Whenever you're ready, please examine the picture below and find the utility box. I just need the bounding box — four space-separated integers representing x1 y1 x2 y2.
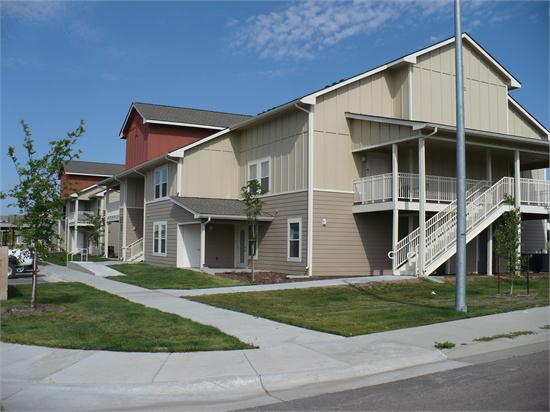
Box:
0 246 8 300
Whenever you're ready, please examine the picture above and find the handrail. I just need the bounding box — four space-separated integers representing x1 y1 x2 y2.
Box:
123 237 144 261
67 248 88 264
392 179 490 271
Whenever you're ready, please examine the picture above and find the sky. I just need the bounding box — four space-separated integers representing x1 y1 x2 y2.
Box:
1 0 548 213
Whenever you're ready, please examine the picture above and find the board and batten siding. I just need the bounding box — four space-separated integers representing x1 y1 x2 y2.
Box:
313 191 392 276
144 161 178 202
314 66 409 192
143 199 195 266
507 105 547 140
237 110 309 194
256 191 308 276
412 42 508 134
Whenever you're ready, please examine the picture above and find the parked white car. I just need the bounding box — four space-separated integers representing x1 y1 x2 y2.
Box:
8 248 34 278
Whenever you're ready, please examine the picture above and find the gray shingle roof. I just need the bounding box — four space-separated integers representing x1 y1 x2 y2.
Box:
171 196 273 219
133 102 252 129
63 160 125 177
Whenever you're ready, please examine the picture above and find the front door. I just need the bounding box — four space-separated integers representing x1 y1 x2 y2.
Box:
234 224 248 268
181 224 201 268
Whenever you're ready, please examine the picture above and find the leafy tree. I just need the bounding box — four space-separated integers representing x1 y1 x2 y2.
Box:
2 120 84 307
494 195 521 295
82 211 105 255
241 179 266 281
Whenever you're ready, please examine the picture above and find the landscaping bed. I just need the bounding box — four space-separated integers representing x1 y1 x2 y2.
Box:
191 275 549 337
1 283 252 352
216 272 356 284
108 263 249 289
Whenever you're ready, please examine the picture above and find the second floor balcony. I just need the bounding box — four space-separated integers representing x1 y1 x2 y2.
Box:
353 172 549 214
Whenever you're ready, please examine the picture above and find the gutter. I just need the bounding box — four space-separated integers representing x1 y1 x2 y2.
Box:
294 102 315 276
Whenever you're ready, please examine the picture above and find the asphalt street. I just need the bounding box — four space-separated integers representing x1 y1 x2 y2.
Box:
249 348 549 411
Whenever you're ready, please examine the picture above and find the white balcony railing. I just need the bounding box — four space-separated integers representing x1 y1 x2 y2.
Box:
106 209 120 222
67 211 95 224
353 173 490 205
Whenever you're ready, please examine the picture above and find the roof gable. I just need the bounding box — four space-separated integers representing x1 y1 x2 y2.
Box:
63 160 125 177
119 102 252 138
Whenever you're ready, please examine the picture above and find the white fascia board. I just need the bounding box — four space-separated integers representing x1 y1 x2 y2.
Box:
508 96 550 138
119 103 139 138
169 128 232 157
65 172 113 178
302 34 521 103
144 119 225 130
169 197 200 217
195 214 273 221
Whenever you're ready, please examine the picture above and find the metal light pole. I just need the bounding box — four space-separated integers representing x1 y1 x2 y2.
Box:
454 0 467 312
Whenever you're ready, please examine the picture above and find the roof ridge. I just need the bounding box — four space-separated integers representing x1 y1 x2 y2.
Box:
133 102 252 118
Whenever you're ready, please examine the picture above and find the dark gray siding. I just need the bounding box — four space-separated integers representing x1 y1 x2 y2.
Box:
205 223 235 268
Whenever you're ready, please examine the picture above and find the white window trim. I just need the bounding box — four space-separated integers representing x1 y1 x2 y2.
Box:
152 221 167 256
247 157 271 193
287 217 302 262
153 165 169 200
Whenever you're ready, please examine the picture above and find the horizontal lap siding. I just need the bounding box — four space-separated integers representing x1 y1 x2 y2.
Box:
313 191 392 276
257 191 308 276
144 199 195 266
125 208 143 246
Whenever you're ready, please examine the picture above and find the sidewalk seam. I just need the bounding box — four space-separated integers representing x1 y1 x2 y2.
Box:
151 353 172 383
242 351 285 403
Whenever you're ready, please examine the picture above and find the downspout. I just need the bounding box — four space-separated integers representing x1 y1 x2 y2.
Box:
295 103 314 276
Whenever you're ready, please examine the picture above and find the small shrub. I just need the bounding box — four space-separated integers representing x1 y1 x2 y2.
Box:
474 330 534 342
434 341 456 349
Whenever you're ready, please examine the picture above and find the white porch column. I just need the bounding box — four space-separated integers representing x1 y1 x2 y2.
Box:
392 143 399 273
418 137 426 276
486 149 493 275
73 198 79 251
200 221 206 269
57 219 62 251
121 181 128 261
65 203 69 252
104 189 109 258
514 150 521 274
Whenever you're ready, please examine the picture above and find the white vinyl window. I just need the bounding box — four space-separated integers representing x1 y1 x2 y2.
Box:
152 221 167 256
287 217 302 262
248 157 271 193
154 165 168 199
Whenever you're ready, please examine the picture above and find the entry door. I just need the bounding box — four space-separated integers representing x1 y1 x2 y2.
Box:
181 224 201 268
234 224 248 268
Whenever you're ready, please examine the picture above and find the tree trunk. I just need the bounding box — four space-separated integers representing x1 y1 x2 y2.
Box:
30 250 38 308
251 222 255 282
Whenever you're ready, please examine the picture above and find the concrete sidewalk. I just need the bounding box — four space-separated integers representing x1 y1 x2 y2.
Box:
160 275 416 297
2 308 548 411
3 264 548 411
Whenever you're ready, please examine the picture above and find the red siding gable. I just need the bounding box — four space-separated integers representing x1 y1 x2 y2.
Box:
123 109 213 169
60 173 103 197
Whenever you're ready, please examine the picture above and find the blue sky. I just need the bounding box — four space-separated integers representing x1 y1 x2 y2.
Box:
1 0 548 213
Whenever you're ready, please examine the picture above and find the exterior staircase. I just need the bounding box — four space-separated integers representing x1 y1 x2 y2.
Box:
124 237 144 262
391 177 550 276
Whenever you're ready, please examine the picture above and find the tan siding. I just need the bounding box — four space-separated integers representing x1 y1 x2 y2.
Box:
144 199 195 266
238 110 308 194
107 221 120 258
145 161 178 202
181 135 240 199
508 105 546 139
126 178 145 207
256 191 308 276
313 191 392 275
125 208 143 246
413 42 508 134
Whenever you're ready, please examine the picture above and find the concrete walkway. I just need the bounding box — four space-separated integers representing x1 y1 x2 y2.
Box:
3 263 548 411
160 275 416 297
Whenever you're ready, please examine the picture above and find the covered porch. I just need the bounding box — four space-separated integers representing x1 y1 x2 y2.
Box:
171 197 273 271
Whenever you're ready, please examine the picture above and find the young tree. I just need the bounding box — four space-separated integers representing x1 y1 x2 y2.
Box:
82 211 105 255
494 196 522 295
2 120 84 307
241 179 266 282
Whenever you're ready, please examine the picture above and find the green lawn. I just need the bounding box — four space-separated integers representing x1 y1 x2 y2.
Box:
43 252 110 266
191 275 550 337
108 263 248 289
1 283 252 352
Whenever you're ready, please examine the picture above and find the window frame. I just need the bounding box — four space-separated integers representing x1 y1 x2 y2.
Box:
247 157 271 194
153 165 169 200
152 221 167 256
287 217 302 262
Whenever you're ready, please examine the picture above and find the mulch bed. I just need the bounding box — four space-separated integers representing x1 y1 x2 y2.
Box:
1 304 65 317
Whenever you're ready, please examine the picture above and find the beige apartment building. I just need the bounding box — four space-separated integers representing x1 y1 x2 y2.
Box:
102 33 549 277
